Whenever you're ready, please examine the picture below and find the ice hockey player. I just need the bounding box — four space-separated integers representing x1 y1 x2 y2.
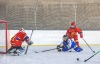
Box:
66 22 83 47
57 34 83 52
7 28 33 55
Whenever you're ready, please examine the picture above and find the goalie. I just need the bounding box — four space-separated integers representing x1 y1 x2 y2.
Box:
57 35 83 52
7 28 33 55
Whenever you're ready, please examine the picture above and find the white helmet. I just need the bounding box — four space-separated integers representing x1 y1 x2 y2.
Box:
19 28 25 32
63 34 69 41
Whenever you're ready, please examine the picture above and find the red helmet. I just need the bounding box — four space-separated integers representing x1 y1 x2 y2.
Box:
71 22 76 26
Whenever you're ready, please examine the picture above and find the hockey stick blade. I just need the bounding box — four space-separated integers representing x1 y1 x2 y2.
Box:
33 50 38 53
42 48 57 52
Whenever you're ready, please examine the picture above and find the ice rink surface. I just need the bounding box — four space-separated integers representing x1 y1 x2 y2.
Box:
0 46 100 64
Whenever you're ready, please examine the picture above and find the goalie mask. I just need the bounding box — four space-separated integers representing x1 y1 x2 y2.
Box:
63 34 69 41
19 28 25 32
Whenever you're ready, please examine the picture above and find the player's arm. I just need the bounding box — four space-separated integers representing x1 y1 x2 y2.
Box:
76 27 83 38
24 36 33 45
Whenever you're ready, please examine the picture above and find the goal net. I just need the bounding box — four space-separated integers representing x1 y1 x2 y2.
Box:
0 20 8 54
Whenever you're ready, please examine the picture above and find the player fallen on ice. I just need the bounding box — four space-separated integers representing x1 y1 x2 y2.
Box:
7 28 33 55
66 22 83 47
57 34 83 52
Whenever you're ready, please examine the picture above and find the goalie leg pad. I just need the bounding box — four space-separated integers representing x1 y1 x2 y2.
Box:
7 46 17 53
8 46 25 55
8 48 16 54
16 47 25 55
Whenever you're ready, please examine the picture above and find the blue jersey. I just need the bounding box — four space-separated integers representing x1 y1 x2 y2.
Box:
62 39 83 52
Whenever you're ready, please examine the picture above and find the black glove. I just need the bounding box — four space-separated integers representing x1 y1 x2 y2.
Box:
57 45 62 52
57 45 60 49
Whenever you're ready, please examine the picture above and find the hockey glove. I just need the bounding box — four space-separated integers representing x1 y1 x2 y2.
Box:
57 45 60 49
80 33 83 38
27 40 33 45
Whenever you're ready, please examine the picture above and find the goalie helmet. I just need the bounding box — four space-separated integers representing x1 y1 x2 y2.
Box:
19 28 25 32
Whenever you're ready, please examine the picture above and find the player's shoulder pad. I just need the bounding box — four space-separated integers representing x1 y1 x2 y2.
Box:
76 27 82 32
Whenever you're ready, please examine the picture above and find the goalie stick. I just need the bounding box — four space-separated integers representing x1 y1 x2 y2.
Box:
25 0 38 54
25 30 34 54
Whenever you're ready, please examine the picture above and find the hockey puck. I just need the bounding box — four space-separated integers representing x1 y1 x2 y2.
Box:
77 58 79 61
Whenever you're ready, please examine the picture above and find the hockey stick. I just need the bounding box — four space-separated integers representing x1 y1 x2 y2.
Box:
33 50 38 53
35 48 57 53
84 50 100 62
25 44 29 54
82 38 95 53
25 30 34 54
35 42 63 53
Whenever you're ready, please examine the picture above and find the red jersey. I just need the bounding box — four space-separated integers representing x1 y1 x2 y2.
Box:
10 31 29 46
66 27 82 38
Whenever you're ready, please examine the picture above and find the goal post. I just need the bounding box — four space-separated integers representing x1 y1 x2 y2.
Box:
0 20 8 54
